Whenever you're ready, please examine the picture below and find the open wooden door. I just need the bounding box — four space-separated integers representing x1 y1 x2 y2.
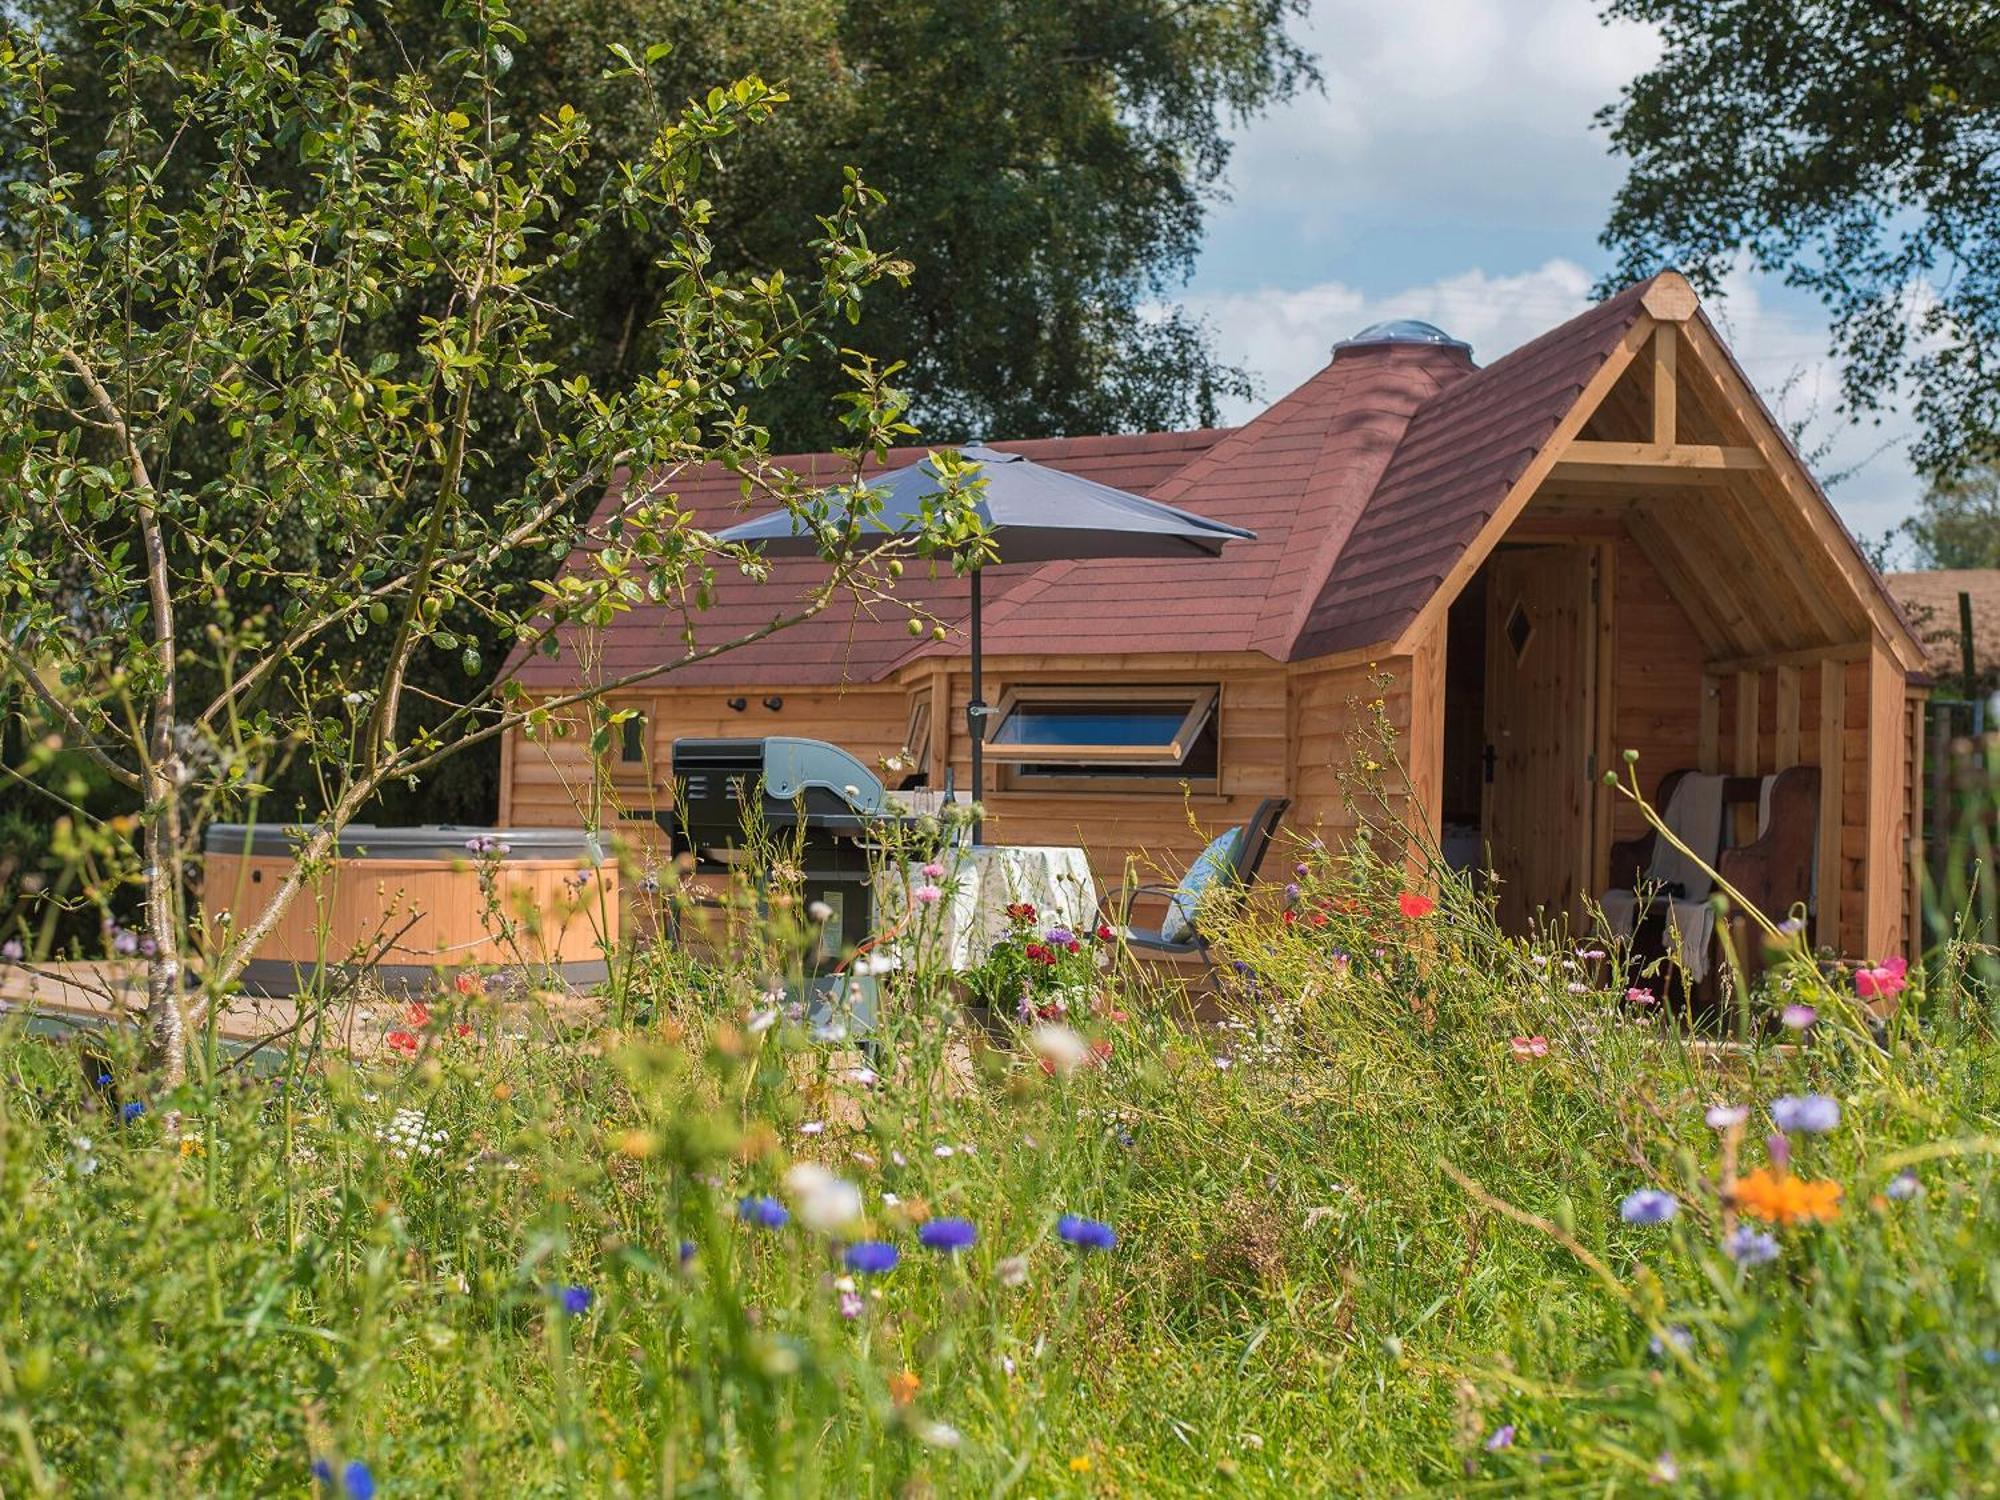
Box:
1482 546 1600 935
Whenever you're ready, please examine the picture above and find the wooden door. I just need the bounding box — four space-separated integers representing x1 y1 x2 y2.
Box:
1483 546 1599 935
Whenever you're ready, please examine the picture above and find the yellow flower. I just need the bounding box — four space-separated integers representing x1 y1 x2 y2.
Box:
1732 1167 1842 1224
1068 1455 1093 1473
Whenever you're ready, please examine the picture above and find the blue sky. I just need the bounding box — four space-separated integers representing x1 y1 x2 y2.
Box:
1180 0 1920 550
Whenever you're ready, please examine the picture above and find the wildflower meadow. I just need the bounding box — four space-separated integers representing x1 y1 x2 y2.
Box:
3 818 1999 1496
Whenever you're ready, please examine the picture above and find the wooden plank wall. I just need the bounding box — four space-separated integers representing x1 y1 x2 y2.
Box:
1608 536 1705 841
1288 654 1424 864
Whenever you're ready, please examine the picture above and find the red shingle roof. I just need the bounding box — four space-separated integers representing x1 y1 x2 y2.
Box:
514 278 1673 689
509 429 1230 690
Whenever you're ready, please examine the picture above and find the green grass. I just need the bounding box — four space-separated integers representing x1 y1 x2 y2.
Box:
3 850 1999 1496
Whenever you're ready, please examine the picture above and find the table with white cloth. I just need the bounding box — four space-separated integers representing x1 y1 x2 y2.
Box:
874 844 1098 971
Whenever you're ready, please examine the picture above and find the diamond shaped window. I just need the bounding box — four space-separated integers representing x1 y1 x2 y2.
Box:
1504 600 1534 662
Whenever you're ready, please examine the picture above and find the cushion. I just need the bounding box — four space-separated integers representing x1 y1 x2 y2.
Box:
1161 827 1242 944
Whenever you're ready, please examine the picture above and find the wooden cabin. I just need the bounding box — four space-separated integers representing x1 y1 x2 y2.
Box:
503 273 1930 962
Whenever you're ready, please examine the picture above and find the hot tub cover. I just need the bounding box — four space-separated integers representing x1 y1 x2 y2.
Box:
203 824 606 862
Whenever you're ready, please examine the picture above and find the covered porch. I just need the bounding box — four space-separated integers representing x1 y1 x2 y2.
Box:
1421 296 1926 960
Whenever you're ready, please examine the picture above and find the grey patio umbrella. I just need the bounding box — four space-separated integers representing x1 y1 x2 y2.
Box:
715 444 1256 835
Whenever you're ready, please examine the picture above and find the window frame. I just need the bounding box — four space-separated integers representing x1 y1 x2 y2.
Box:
985 684 1221 793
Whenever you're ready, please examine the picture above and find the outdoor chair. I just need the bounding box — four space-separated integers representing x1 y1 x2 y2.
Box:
1605 766 1819 1002
1098 797 1289 964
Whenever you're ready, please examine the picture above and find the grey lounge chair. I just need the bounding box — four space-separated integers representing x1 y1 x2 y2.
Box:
1098 798 1290 962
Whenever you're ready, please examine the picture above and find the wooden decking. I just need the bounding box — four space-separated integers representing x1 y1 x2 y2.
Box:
1 961 310 1055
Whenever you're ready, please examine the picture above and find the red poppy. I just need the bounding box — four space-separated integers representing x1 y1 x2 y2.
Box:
454 972 484 996
1398 891 1436 920
1094 923 1115 942
1309 911 1329 928
404 1001 432 1029
1088 1038 1113 1063
1282 909 1295 925
1006 902 1038 922
386 1029 420 1057
1066 939 1082 954
1025 943 1048 962
454 1023 475 1040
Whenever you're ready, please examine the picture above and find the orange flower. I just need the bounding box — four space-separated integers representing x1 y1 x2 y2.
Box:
1733 1167 1842 1224
1398 891 1435 920
887 1369 920 1406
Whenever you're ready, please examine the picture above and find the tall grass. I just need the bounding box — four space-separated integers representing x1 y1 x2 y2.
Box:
3 815 1999 1495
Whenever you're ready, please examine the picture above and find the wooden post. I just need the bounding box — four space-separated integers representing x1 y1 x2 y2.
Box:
1698 672 1721 774
1652 325 1678 447
1734 669 1761 844
1960 588 1978 697
1864 646 1906 958
1775 664 1801 768
1817 659 1845 949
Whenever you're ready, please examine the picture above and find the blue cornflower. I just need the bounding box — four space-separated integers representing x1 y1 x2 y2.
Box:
917 1217 977 1253
737 1195 789 1230
120 1100 145 1123
312 1458 375 1498
678 1240 698 1267
1044 927 1076 948
844 1240 899 1275
1770 1093 1840 1134
1055 1214 1117 1251
558 1284 593 1316
95 1072 112 1087
1723 1226 1780 1267
1619 1188 1679 1225
1648 1325 1692 1359
1484 1424 1516 1451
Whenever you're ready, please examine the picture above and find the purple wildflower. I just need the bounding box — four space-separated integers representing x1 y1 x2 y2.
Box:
1485 1424 1516 1451
844 1241 899 1275
0 938 21 962
1771 1093 1840 1134
1055 1214 1117 1251
1619 1188 1679 1225
120 1100 145 1123
1780 1003 1817 1031
1885 1169 1922 1202
1044 927 1076 947
558 1285 593 1316
917 1217 977 1253
1723 1226 1780 1267
737 1195 789 1230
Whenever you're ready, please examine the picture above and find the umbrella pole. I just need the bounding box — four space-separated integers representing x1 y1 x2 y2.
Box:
968 567 985 845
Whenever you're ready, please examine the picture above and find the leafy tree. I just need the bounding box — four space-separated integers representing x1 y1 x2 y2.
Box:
18 0 1315 449
1905 465 2000 569
1596 1 2000 479
0 0 978 1080
8 0 1312 826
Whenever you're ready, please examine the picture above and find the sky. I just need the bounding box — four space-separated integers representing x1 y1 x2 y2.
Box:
1180 0 1920 553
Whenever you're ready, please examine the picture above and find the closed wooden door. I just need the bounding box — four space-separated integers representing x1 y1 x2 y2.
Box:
1482 546 1599 935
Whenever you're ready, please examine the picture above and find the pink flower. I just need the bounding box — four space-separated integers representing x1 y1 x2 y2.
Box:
1510 1035 1550 1059
914 884 943 906
921 861 946 880
1625 986 1656 1006
1856 955 1908 1000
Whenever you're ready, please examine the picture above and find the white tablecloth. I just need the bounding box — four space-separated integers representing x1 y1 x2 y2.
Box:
876 844 1098 971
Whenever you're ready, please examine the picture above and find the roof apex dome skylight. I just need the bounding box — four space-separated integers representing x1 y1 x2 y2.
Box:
1333 318 1471 358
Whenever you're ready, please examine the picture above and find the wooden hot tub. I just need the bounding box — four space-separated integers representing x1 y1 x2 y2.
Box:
201 824 618 997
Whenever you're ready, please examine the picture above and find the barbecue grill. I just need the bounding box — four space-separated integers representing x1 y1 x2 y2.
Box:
669 738 935 1019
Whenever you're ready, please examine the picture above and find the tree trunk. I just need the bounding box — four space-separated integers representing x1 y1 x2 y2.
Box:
141 767 186 1085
